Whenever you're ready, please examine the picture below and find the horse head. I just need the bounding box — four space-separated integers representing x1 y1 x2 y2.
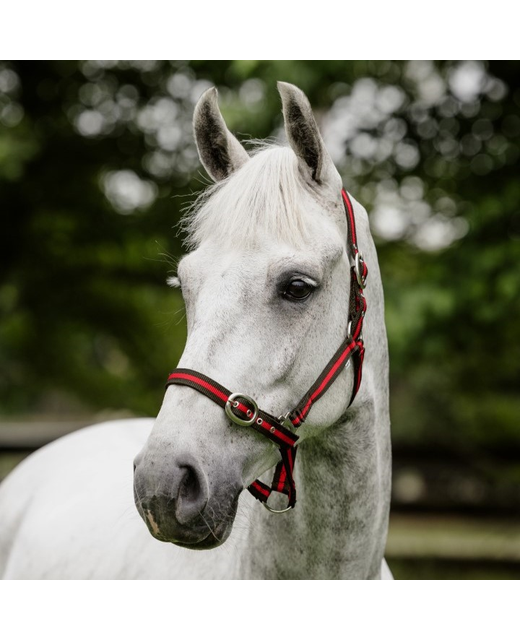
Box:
133 82 368 548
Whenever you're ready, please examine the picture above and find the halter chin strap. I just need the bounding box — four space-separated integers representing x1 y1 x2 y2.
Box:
165 189 367 513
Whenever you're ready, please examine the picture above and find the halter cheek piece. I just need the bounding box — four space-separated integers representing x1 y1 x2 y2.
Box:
165 189 368 513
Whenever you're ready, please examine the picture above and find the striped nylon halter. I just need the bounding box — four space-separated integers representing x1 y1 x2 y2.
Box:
165 189 367 513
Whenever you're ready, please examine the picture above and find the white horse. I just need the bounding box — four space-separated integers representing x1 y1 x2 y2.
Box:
0 82 392 579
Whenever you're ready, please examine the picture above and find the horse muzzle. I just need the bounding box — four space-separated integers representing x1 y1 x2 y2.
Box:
133 450 241 549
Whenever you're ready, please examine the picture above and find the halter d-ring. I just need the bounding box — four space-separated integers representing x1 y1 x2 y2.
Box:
225 392 258 427
263 501 294 514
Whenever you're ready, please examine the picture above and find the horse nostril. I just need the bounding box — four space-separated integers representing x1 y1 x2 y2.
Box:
175 463 208 525
180 466 199 502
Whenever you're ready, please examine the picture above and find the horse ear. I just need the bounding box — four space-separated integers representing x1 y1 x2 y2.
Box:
193 87 250 182
278 81 336 185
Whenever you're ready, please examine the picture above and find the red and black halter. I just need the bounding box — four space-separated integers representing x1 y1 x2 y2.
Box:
165 189 368 513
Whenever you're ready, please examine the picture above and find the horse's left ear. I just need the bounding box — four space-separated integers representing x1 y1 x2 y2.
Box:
193 87 250 182
278 81 337 186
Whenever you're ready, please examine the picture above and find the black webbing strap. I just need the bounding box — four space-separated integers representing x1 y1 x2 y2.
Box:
164 189 367 512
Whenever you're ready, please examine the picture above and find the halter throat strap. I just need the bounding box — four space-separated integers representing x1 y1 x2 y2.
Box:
165 189 367 512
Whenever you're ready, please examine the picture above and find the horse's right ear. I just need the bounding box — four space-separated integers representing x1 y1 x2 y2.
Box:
193 87 250 182
278 81 338 188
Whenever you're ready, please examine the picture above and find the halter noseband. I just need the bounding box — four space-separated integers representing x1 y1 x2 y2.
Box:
165 189 368 513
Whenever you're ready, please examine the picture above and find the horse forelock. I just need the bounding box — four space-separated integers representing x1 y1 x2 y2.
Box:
182 144 318 250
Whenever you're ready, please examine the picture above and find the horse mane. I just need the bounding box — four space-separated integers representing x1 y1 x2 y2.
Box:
182 143 313 250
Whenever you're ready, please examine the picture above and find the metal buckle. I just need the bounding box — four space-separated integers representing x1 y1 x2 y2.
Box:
354 253 367 289
225 392 258 427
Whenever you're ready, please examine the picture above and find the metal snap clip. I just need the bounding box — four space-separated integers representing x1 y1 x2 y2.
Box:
277 412 294 430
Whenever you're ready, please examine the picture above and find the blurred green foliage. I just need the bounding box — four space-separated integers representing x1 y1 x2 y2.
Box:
0 61 519 451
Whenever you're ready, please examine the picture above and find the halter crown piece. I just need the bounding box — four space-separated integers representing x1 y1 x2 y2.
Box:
165 189 368 513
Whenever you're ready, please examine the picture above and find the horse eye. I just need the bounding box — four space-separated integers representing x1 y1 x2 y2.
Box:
283 279 314 301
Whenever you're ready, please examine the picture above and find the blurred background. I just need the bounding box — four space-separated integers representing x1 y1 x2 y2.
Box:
0 60 519 578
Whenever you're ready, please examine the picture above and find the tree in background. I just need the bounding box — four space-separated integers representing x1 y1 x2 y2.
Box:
1 60 519 453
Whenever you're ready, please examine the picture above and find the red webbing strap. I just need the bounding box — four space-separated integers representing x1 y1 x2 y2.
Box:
342 189 368 285
288 191 367 428
249 446 297 506
289 334 358 428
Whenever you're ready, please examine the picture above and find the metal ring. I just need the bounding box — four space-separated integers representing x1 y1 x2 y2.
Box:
263 501 294 514
355 253 367 289
225 393 258 427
